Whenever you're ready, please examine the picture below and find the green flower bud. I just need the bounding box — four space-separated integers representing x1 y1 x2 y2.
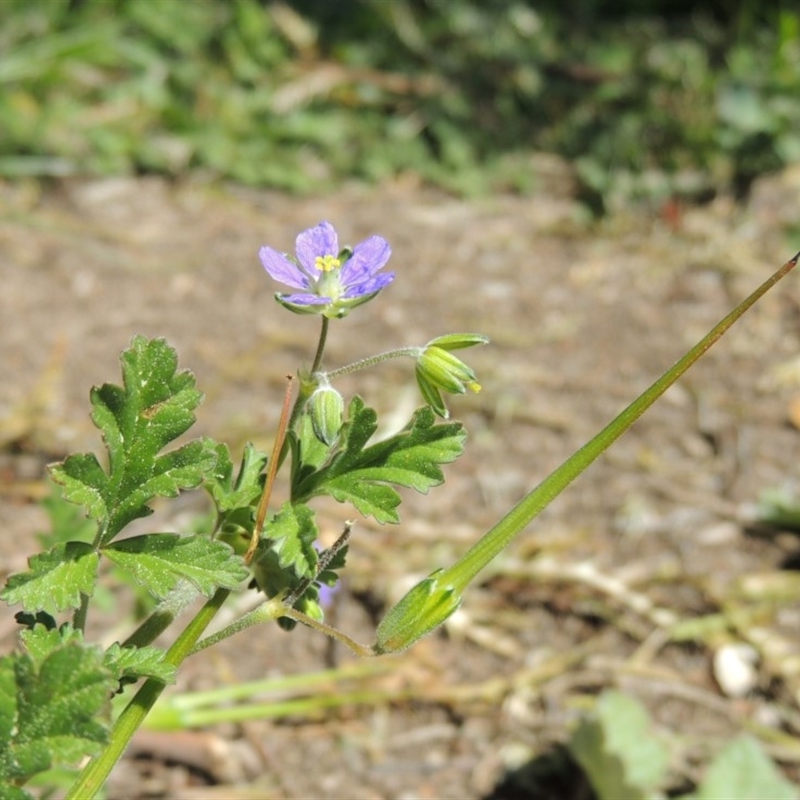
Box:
427 333 490 351
373 569 462 654
415 333 488 418
308 383 344 445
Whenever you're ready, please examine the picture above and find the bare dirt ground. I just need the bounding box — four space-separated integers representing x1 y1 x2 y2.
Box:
2 166 800 799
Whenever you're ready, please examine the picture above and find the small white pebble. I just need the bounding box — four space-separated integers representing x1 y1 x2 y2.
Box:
713 642 760 697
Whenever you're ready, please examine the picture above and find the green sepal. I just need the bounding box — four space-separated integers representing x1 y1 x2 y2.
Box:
427 333 489 350
373 569 462 654
415 372 448 418
274 285 384 319
308 384 345 446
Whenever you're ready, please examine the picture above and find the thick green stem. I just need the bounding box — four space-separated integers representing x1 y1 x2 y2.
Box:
72 592 90 633
122 581 198 649
65 588 231 800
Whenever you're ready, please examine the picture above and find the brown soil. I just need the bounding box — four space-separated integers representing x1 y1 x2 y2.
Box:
2 168 800 799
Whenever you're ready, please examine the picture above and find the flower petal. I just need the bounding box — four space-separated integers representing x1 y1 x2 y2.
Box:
278 292 331 305
340 235 392 285
342 271 395 299
295 221 338 273
259 246 309 289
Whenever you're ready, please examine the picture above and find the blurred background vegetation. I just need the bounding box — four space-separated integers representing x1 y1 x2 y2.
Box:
1 0 798 212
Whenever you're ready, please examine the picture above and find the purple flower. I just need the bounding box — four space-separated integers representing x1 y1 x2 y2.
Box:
313 541 340 609
259 221 394 318
317 581 338 608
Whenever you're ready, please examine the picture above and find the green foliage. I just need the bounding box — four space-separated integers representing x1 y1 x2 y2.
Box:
0 639 113 791
1 0 798 205
0 336 257 790
686 735 798 800
251 501 320 618
1 337 246 625
1 543 98 615
103 534 249 600
0 622 176 794
568 690 670 799
259 501 319 582
206 442 267 515
568 690 799 800
293 397 466 524
248 396 464 626
102 642 176 685
49 337 215 545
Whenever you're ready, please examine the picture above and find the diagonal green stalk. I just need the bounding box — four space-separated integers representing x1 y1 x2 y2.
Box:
374 252 798 654
440 252 799 593
64 588 231 800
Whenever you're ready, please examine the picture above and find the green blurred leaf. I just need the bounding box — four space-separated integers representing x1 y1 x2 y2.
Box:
0 542 98 615
49 336 217 544
0 781 32 800
0 642 113 785
103 533 248 600
568 690 670 800
685 735 799 800
36 483 97 548
0 0 797 204
757 488 800 534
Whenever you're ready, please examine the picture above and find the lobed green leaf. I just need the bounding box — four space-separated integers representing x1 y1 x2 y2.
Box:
48 337 218 544
294 397 465 524
0 641 114 785
251 501 319 598
19 623 83 668
0 542 98 615
103 643 176 685
206 441 267 514
103 533 248 600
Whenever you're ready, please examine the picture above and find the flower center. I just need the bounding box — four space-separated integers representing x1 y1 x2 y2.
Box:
315 254 341 273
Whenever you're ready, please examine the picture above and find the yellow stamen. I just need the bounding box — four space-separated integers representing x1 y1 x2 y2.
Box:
315 255 341 273
467 381 482 394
